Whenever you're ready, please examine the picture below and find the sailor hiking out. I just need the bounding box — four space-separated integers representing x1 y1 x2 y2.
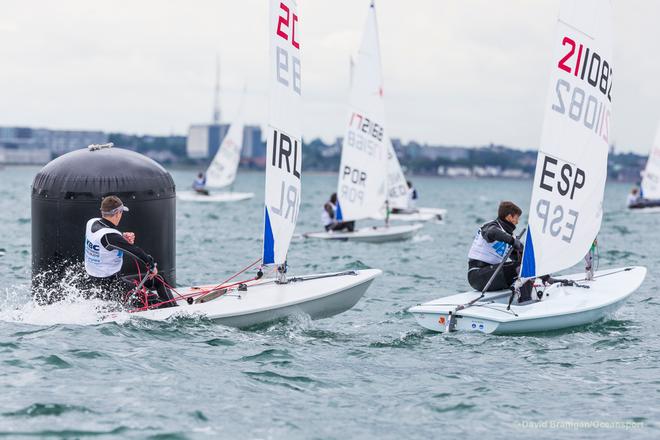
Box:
84 195 175 307
391 180 418 214
467 201 535 302
322 193 355 232
192 172 209 195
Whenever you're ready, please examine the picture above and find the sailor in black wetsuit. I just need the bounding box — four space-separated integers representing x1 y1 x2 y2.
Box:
84 195 175 307
467 201 531 300
322 193 355 232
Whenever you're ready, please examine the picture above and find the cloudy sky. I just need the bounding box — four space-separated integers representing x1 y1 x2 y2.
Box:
1 0 659 153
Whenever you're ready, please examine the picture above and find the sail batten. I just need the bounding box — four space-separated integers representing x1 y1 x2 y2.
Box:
521 0 613 278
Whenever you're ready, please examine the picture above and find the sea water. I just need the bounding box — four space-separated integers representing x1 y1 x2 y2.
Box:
0 166 657 439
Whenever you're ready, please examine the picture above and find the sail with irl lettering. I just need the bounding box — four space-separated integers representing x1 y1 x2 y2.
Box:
262 0 303 266
112 0 381 327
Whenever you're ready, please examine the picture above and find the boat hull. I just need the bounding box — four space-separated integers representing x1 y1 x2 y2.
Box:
388 207 446 223
409 266 646 334
112 269 381 327
177 191 255 203
304 223 423 243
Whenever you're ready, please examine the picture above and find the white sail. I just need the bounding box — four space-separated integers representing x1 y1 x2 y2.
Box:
206 103 244 188
336 1 388 221
263 0 302 265
387 139 409 210
641 123 660 200
521 0 613 278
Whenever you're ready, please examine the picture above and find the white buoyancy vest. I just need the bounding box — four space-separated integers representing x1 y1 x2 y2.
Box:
321 203 336 226
467 221 511 265
84 218 123 277
193 177 206 189
627 193 639 207
407 188 417 209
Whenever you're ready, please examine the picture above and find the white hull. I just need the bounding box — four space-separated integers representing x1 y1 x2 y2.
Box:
177 191 255 203
388 207 446 222
304 223 423 243
628 206 660 214
112 269 380 327
409 267 646 334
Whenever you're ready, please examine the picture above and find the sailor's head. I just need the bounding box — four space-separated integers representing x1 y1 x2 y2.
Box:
406 180 412 188
101 195 129 224
198 172 204 178
498 201 522 225
330 193 338 204
632 187 639 195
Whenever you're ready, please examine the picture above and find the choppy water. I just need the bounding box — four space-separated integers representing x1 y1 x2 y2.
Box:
0 165 658 439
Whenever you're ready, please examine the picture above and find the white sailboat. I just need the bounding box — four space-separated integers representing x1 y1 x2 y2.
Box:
410 0 646 334
304 1 423 243
628 123 660 211
120 0 380 326
385 141 446 222
178 96 255 203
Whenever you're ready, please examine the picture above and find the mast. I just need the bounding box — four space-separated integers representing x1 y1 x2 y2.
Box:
212 55 221 124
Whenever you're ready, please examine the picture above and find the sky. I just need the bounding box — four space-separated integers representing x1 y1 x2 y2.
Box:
0 0 659 153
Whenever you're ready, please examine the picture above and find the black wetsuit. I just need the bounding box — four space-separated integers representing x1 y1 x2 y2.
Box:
323 202 355 232
86 218 174 306
467 219 521 292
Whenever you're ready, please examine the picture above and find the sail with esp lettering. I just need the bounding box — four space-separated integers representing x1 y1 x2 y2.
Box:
521 0 613 278
263 0 302 265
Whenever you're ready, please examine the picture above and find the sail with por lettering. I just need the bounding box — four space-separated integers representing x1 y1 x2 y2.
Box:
336 1 388 221
640 123 660 199
263 0 302 265
521 0 613 278
206 103 244 188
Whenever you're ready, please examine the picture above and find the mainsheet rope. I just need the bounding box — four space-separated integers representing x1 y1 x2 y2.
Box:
126 257 264 312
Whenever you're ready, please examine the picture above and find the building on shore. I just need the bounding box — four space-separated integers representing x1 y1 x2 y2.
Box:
0 126 108 164
185 124 265 164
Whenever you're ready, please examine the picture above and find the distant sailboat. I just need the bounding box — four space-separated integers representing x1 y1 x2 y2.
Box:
178 93 255 203
304 1 423 243
385 141 446 222
117 0 381 325
410 0 646 334
628 123 660 210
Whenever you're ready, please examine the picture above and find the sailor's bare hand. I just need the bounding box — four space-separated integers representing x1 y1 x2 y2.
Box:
123 232 135 244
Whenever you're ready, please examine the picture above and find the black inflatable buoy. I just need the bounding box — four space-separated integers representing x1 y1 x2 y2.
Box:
31 144 176 298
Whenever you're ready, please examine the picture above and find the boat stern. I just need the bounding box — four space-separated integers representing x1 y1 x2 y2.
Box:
409 303 501 334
